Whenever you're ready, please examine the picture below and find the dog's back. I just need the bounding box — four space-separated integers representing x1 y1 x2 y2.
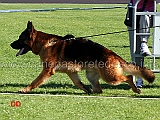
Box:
63 38 105 62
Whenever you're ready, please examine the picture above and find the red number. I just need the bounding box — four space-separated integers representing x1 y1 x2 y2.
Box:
15 101 21 107
10 100 15 107
10 100 21 107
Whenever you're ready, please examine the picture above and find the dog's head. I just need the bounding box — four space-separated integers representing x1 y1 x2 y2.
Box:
11 21 76 57
10 21 36 56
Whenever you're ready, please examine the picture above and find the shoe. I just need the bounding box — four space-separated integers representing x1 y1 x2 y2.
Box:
136 78 143 88
140 43 151 56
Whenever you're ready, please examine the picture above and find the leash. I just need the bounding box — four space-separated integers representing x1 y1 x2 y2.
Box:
79 25 160 39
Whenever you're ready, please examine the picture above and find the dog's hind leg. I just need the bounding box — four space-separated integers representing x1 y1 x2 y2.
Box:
67 72 92 94
99 66 141 94
86 69 102 93
114 75 141 94
125 75 141 94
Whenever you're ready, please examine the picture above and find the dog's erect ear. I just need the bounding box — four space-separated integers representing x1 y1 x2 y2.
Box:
27 21 34 33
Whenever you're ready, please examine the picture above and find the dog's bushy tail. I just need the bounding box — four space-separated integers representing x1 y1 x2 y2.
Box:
120 60 155 83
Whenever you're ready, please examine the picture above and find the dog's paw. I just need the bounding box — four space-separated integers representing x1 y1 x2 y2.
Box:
137 88 142 94
87 89 93 95
92 90 103 94
134 88 141 94
18 89 28 93
18 87 31 93
132 87 142 94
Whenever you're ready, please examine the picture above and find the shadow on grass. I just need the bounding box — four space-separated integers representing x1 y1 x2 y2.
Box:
108 45 152 49
0 82 132 90
0 82 159 90
41 82 160 90
0 82 159 98
108 45 130 48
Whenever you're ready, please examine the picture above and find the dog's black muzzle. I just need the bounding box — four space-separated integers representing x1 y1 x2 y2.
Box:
10 40 31 56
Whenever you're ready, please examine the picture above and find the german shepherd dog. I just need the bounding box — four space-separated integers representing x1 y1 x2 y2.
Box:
10 21 155 94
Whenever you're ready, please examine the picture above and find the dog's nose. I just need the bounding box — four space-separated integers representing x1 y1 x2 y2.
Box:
10 42 14 48
10 40 19 49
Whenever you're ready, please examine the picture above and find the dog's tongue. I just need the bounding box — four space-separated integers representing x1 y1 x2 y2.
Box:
16 48 24 57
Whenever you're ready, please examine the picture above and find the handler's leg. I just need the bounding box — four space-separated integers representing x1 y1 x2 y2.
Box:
139 15 151 56
128 26 144 88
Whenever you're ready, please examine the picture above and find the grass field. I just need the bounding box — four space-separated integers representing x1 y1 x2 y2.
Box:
0 3 160 120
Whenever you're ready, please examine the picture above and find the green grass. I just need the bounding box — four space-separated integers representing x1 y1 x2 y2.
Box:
1 94 160 120
0 3 160 120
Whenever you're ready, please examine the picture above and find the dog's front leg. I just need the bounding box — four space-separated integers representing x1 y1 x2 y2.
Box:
19 68 54 93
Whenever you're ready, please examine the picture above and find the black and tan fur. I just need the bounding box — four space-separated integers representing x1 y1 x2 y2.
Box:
10 21 155 94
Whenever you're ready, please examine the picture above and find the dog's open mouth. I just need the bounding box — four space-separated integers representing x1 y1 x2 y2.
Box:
16 48 25 56
16 46 31 57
